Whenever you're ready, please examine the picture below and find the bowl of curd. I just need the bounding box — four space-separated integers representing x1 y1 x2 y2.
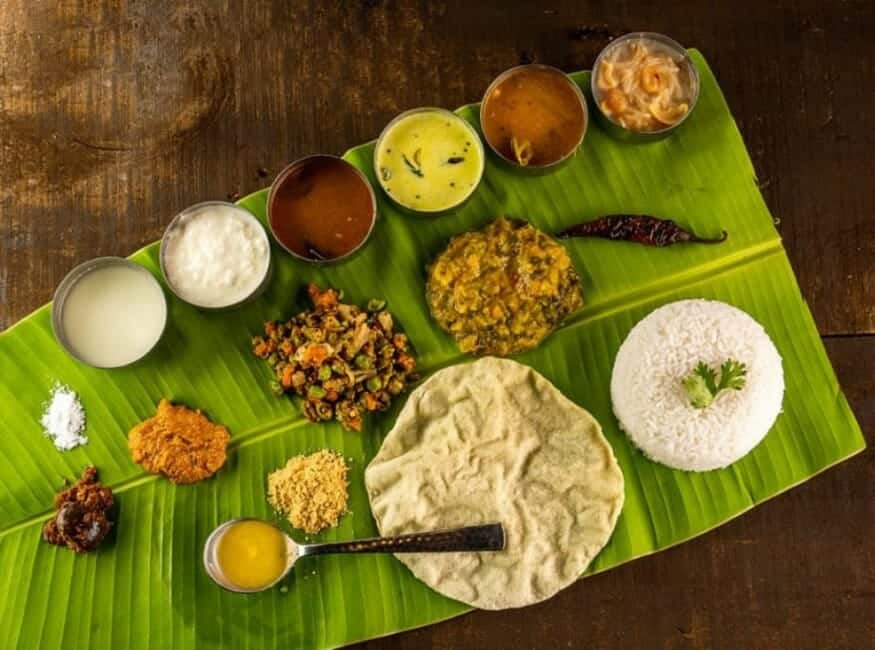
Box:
160 201 272 310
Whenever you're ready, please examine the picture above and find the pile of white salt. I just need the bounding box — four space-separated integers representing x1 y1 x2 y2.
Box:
40 384 87 450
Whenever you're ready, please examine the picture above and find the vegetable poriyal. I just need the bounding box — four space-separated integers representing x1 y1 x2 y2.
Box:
252 284 417 431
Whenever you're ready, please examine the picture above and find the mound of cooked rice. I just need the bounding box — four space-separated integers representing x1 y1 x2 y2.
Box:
610 299 784 472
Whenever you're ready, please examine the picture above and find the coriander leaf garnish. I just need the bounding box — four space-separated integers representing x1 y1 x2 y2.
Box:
682 358 747 409
682 363 715 409
717 359 748 392
694 360 718 394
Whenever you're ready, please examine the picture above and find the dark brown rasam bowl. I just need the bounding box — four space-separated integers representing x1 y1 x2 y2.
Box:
267 155 378 264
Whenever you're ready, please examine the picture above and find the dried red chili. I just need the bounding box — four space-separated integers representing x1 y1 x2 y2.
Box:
556 215 727 247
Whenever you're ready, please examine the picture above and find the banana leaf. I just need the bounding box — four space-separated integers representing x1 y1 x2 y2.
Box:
0 51 864 649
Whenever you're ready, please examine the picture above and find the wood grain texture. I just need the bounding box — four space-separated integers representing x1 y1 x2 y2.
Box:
0 1 871 648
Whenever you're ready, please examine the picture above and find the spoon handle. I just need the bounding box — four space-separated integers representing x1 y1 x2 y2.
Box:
300 523 504 557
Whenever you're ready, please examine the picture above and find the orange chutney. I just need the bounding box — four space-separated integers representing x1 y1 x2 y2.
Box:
269 156 375 261
481 66 586 167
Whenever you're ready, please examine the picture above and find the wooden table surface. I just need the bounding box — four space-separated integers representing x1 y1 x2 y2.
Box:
1 1 872 648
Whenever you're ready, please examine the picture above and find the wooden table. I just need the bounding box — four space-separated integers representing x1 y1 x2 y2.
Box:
1 1 871 648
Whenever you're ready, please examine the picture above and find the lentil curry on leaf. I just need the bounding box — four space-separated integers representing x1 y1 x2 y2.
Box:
426 218 583 356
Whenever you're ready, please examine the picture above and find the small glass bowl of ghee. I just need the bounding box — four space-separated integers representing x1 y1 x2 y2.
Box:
373 107 485 215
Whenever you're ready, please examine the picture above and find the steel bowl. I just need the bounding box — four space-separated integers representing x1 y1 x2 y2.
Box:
480 63 589 175
267 154 378 263
373 107 485 215
159 200 273 310
591 32 700 142
51 256 168 368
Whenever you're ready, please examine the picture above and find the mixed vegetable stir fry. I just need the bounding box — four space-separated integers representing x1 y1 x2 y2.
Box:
252 284 417 431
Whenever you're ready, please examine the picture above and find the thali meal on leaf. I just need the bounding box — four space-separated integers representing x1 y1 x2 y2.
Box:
18 29 863 650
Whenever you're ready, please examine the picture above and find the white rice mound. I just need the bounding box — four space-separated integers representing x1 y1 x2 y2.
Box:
611 299 784 472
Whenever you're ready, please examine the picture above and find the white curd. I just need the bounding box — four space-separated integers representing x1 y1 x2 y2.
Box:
162 203 271 308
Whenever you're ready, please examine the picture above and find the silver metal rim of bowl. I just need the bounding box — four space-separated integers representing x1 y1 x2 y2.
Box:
372 106 486 214
479 63 589 171
203 517 294 593
266 154 379 263
51 256 168 369
590 31 701 137
159 200 273 310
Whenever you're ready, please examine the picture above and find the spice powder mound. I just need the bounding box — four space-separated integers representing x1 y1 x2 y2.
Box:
267 450 349 534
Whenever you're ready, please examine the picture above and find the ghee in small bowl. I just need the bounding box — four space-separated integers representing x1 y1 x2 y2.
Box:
480 64 588 172
374 107 485 214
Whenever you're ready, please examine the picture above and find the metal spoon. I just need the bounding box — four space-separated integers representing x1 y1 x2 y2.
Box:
203 518 505 593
